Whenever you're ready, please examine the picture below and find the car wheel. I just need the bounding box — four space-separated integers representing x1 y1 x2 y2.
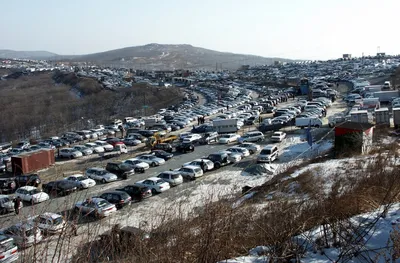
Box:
214 163 221 169
150 162 156 167
151 188 157 194
101 179 106 184
257 138 262 142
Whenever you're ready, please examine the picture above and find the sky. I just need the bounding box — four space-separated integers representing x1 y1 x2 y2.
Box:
1 0 399 60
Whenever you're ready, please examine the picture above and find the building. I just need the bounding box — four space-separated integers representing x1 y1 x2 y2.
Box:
334 122 374 156
343 54 352 60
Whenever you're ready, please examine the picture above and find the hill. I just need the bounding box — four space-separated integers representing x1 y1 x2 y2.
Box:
74 43 290 70
0 49 58 59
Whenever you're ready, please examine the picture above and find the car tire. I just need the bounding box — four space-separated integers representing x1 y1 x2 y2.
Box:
214 163 221 169
257 138 262 142
151 188 157 195
150 162 156 167
101 179 106 184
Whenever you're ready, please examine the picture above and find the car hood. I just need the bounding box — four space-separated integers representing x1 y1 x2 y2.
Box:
2 200 15 209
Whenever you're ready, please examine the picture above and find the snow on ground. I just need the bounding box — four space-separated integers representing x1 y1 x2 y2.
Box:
219 203 400 263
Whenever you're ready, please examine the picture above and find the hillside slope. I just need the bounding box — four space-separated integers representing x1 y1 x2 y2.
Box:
0 49 58 59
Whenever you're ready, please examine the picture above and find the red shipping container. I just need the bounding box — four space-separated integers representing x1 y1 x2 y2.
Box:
12 149 55 175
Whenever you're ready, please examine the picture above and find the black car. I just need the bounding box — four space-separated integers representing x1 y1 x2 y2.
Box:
191 124 214 134
96 191 132 209
152 143 173 153
14 173 41 188
175 142 195 153
150 150 173 161
42 180 78 197
115 185 152 201
137 130 156 138
207 152 230 169
105 161 135 180
0 178 16 194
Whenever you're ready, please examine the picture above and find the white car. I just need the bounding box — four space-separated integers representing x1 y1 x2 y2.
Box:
94 140 114 152
218 134 241 144
157 171 183 186
226 147 250 157
270 132 287 142
85 142 105 153
32 212 66 234
219 151 242 163
183 159 214 172
85 168 118 183
15 186 49 204
175 165 204 180
1 221 43 248
136 155 166 167
74 198 117 218
59 148 83 159
237 142 261 154
73 145 93 156
0 195 23 214
135 177 170 194
64 174 96 189
182 134 202 144
123 158 150 172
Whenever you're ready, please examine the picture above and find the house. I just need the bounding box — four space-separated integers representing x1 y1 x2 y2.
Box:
334 121 374 156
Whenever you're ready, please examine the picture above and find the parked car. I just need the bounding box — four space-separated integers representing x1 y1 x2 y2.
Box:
73 145 93 156
257 145 279 163
135 177 170 194
0 235 19 262
238 131 264 143
122 158 149 173
226 147 250 157
1 221 43 248
157 171 183 186
123 138 141 146
270 131 287 142
42 180 78 197
220 150 242 163
33 212 66 235
115 185 152 201
64 174 96 189
0 178 16 194
96 191 132 209
15 141 30 150
150 150 174 161
94 141 114 152
175 165 204 180
218 134 241 144
85 142 105 153
15 186 49 204
74 198 117 218
182 134 202 144
175 142 195 153
152 143 173 153
85 168 118 183
136 155 166 167
105 162 135 180
237 142 261 154
207 152 231 169
183 159 214 172
59 148 83 159
0 195 22 214
199 131 219 145
14 174 41 188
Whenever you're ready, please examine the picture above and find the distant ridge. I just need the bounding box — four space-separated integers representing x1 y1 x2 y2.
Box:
0 49 58 60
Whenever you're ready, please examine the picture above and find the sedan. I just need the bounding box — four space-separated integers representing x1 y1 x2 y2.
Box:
85 168 118 183
33 212 66 234
182 134 202 144
183 159 214 172
150 150 173 161
42 180 78 197
64 174 96 189
135 177 170 194
15 186 49 204
226 147 250 157
59 148 83 159
136 155 166 167
218 134 241 144
85 142 105 153
73 145 93 156
123 158 150 173
94 141 114 152
237 142 261 154
123 138 141 146
74 198 117 218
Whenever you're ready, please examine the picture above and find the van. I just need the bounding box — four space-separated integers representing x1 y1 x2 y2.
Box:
238 131 264 143
257 145 279 163
295 117 323 128
0 235 18 262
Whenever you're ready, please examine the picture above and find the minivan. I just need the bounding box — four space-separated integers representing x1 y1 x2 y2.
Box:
238 131 264 143
257 145 279 163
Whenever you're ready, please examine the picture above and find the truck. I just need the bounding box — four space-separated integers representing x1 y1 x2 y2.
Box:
374 108 390 126
213 119 241 133
143 117 164 128
360 98 380 110
373 91 400 103
350 110 369 123
393 108 400 128
295 117 323 128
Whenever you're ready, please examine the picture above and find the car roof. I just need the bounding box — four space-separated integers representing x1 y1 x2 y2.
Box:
40 212 62 220
19 186 37 190
87 167 105 171
182 165 200 170
68 174 84 178
0 195 9 199
90 197 106 203
146 177 161 181
262 145 277 150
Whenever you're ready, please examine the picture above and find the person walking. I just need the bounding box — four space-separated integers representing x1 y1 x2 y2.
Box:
200 159 206 172
14 196 21 215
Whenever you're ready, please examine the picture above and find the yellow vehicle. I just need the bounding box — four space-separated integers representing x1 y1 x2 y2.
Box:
147 132 178 147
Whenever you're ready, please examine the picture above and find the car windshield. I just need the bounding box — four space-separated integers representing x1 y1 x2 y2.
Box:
97 200 109 208
260 149 272 155
53 216 64 225
221 135 231 138
77 176 89 181
0 238 15 251
29 189 40 195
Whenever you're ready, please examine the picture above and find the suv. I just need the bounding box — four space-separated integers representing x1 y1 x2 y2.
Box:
207 152 230 169
257 145 279 163
14 174 41 188
157 171 183 186
199 132 219 145
175 142 195 153
238 131 264 143
105 162 135 180
96 191 132 209
152 143 173 153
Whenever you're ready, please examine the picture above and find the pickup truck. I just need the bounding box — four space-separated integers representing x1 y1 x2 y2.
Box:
270 132 286 142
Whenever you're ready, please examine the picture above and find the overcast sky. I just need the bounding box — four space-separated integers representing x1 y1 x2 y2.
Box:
1 0 398 60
